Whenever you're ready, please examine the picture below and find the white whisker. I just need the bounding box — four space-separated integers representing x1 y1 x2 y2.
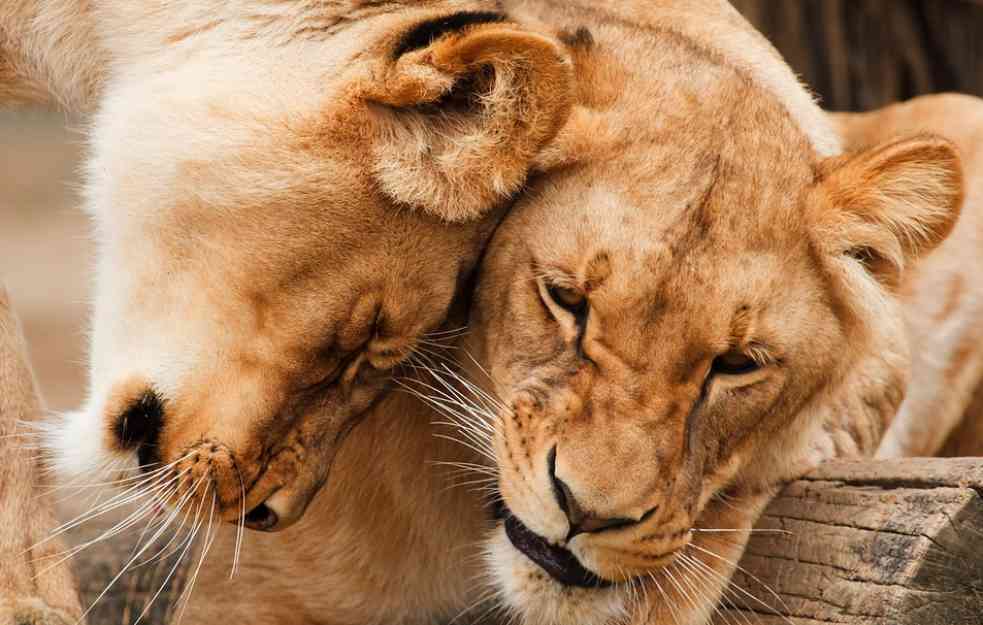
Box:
174 486 220 624
687 542 795 624
73 473 208 625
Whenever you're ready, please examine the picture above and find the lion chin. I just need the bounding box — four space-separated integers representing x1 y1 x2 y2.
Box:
486 528 630 625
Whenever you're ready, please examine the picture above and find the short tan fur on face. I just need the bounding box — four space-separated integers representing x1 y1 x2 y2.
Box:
2 0 574 532
459 2 964 624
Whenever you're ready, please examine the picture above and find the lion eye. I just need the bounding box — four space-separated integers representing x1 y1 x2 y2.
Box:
710 351 760 376
546 284 587 316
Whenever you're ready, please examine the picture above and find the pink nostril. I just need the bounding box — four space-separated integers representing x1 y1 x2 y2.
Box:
242 502 279 531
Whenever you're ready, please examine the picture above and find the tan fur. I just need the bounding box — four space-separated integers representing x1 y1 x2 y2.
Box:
2 3 977 625
449 4 965 624
183 78 975 625
0 285 83 625
0 0 102 109
0 0 574 528
177 8 969 625
0 1 574 622
832 94 983 459
175 365 496 624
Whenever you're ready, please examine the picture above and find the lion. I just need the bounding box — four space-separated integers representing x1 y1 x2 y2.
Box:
417 4 973 625
123 3 971 625
1 0 574 621
3 3 977 625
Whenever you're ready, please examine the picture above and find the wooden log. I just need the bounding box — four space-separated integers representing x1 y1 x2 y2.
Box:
718 458 983 625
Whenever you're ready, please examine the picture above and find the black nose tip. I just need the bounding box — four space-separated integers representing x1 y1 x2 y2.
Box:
548 446 640 537
114 389 165 472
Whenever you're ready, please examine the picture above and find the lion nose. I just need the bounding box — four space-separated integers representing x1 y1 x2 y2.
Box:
548 447 653 537
113 389 165 472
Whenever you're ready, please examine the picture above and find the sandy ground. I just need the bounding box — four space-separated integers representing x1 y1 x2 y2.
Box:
0 110 91 411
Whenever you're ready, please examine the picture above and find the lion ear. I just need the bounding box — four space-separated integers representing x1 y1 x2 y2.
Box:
363 12 574 222
812 134 964 287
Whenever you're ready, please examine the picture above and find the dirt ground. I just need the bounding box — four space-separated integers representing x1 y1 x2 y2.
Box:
0 110 91 411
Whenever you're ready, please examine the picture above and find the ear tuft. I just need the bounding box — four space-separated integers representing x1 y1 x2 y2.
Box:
364 15 574 222
814 134 964 286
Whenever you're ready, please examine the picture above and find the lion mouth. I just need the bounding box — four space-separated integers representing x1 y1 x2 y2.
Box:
240 502 279 531
503 510 610 589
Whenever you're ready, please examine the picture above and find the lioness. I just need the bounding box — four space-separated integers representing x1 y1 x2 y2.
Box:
0 0 581 539
1 0 572 621
2 0 573 530
449 3 967 624
3 3 977 625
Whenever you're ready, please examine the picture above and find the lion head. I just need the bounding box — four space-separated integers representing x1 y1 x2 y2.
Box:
44 2 573 532
454 9 964 625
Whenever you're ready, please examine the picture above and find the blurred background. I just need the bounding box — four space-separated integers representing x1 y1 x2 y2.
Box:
734 0 983 111
0 111 88 410
1 0 982 413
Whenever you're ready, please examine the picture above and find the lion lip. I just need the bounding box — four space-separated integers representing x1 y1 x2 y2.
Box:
240 502 279 531
504 512 611 589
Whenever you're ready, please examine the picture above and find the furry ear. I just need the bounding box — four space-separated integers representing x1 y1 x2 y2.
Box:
812 134 964 287
363 13 574 222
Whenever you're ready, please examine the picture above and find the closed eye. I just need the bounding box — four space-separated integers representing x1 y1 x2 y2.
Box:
545 283 588 319
709 351 761 377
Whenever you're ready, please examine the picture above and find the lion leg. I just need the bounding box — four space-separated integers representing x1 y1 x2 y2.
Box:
0 284 83 625
634 492 771 625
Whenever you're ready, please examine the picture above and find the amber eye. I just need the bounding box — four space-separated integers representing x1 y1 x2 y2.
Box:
710 351 760 376
546 283 588 316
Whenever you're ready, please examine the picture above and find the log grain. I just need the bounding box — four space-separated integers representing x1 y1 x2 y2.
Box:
717 459 983 625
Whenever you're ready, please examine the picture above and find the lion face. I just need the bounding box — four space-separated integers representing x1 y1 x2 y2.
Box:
462 30 963 625
45 4 572 532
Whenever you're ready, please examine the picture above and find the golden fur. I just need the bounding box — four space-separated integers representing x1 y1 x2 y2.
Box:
0 286 81 625
1 0 573 526
1 1 573 622
447 4 964 623
1 2 978 625
832 94 983 460
169 5 970 625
